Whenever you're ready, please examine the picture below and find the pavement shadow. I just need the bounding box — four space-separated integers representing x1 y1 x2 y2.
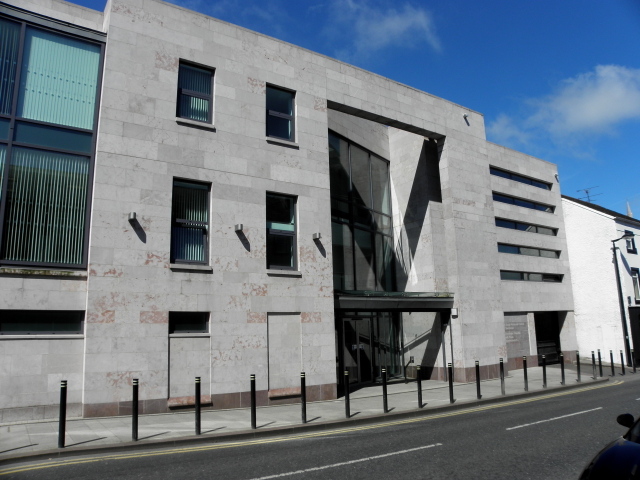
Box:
66 437 107 448
138 431 169 441
202 427 226 434
0 444 37 454
257 422 275 429
347 412 360 419
306 417 321 423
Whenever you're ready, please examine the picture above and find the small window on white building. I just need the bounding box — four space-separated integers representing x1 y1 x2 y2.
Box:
632 269 640 304
625 231 637 254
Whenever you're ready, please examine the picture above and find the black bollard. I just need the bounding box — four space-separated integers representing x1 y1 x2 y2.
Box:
560 353 565 385
382 368 388 413
132 378 139 441
195 377 201 435
499 358 505 396
598 349 603 377
58 380 67 449
475 361 482 399
448 363 455 404
301 372 307 424
576 351 581 383
523 356 528 392
250 374 256 430
344 370 350 418
620 351 626 375
417 366 423 408
542 355 547 388
610 350 615 377
591 351 597 379
632 350 637 374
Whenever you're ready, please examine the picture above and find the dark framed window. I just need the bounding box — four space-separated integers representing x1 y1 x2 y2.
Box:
0 14 104 269
493 193 554 213
177 63 213 123
490 166 551 190
169 311 209 334
266 193 296 270
171 180 209 264
0 310 84 334
328 131 394 292
497 243 560 258
500 270 563 282
266 86 295 141
632 269 640 304
625 231 637 254
495 218 556 236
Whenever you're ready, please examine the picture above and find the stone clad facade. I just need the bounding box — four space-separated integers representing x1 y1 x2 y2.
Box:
0 0 576 422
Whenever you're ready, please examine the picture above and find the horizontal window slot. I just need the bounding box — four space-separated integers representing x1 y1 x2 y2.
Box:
500 270 563 282
495 218 557 236
498 243 560 258
490 166 551 190
0 310 84 334
493 193 555 213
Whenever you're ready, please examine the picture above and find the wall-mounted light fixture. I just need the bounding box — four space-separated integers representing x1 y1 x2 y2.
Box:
451 308 458 317
128 212 137 223
312 232 322 240
463 114 469 120
235 224 243 232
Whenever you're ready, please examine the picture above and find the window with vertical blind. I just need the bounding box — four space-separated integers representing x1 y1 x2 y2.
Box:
0 13 103 268
171 180 210 264
177 63 213 123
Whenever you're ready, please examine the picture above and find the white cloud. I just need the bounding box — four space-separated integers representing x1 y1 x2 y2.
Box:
329 0 441 60
529 65 640 135
486 114 531 147
488 65 640 151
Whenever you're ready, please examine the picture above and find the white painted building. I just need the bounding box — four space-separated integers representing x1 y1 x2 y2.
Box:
562 196 640 365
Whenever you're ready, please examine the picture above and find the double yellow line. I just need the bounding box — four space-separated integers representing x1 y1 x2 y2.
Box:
0 380 622 476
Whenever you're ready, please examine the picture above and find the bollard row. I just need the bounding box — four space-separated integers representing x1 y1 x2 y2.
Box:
55 352 606 449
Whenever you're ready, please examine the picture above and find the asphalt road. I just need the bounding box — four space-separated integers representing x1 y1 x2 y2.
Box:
3 374 639 480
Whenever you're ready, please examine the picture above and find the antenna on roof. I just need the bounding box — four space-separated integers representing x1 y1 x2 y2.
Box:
577 186 602 203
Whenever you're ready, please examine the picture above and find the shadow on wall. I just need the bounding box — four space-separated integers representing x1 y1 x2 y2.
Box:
395 138 442 291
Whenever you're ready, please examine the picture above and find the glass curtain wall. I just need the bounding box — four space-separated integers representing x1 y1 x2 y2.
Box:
329 131 394 291
0 17 102 267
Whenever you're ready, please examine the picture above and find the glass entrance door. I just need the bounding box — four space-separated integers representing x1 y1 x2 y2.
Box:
343 318 373 385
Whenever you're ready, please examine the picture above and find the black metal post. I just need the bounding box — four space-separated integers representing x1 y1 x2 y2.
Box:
598 349 603 377
250 374 256 430
448 363 455 404
417 365 423 408
475 361 481 399
610 350 615 377
132 378 139 441
301 372 307 424
523 356 528 392
382 368 388 413
344 370 350 418
632 350 637 374
576 351 581 383
195 377 201 435
560 353 565 385
620 351 626 375
591 351 597 379
58 380 67 449
612 240 633 366
499 358 505 396
542 355 547 388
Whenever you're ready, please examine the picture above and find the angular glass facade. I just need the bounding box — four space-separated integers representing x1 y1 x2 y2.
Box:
0 16 103 268
329 131 394 291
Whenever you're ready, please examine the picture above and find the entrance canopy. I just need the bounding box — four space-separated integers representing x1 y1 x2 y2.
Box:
334 290 454 312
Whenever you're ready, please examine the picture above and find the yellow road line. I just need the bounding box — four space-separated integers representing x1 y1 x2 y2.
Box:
0 380 621 476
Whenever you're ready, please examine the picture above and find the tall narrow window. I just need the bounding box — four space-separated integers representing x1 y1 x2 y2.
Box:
632 269 640 303
0 17 102 268
177 63 213 123
266 86 295 141
625 231 637 254
171 180 209 264
266 193 296 270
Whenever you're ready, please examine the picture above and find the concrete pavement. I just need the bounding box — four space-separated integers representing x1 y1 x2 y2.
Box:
0 364 613 463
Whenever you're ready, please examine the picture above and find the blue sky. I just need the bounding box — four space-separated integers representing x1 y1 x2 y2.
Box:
72 0 640 215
